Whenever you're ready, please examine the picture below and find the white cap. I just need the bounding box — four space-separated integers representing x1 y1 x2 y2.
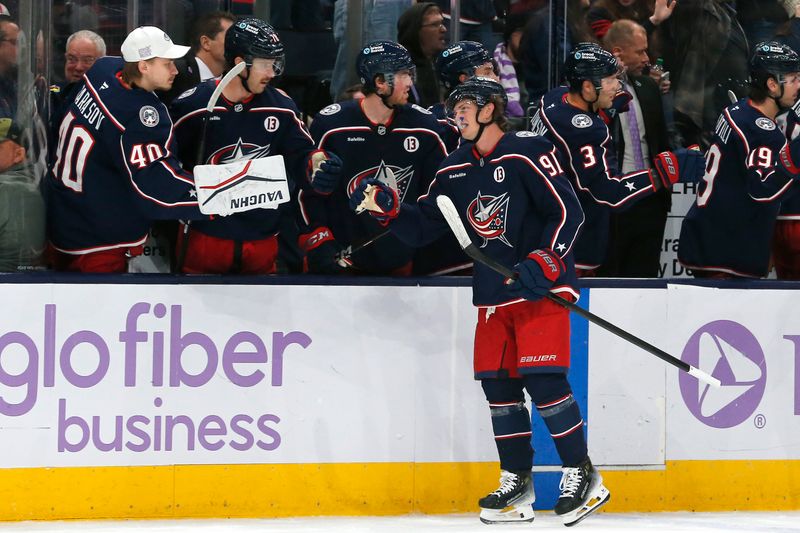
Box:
0 3 9 16
121 26 190 62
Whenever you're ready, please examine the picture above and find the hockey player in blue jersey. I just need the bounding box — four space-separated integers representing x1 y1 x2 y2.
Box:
348 77 610 527
46 26 211 273
679 42 800 278
774 78 800 278
170 18 325 274
298 40 450 275
531 42 704 275
432 40 496 152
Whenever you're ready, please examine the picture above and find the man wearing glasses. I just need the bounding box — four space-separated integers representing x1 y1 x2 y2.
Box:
64 30 106 84
398 2 448 108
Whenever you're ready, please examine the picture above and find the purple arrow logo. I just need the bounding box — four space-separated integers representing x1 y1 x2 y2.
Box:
679 320 767 428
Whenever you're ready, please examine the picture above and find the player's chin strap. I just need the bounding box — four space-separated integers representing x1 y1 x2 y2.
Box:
466 110 491 144
769 74 787 109
378 73 404 109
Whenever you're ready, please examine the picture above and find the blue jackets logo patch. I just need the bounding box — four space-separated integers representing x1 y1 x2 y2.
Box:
467 191 512 248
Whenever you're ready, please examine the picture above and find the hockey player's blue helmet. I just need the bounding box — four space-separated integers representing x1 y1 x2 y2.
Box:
750 41 800 87
446 76 508 114
435 40 493 91
356 40 415 91
225 17 285 75
564 42 619 92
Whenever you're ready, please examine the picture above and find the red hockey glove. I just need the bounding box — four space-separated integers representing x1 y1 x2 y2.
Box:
652 148 704 189
298 226 347 274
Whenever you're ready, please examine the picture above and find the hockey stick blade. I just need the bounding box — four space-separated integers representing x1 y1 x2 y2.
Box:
207 61 247 113
435 194 721 388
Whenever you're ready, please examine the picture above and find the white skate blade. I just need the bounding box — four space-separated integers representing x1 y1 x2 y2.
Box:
479 505 535 524
560 477 610 528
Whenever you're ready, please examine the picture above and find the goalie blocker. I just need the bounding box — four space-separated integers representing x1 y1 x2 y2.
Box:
193 155 291 216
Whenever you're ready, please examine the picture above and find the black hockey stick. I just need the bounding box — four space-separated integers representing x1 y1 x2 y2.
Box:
334 230 390 267
176 61 247 272
435 195 721 388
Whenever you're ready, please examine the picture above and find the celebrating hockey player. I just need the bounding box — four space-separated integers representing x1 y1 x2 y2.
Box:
46 26 212 273
170 18 325 274
680 42 800 278
298 40 449 275
531 42 705 275
432 40 496 152
348 77 610 526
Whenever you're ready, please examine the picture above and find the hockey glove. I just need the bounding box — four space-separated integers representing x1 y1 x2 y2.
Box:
307 149 343 195
298 226 347 274
652 147 704 189
507 249 564 302
779 137 800 176
598 90 633 125
349 178 400 223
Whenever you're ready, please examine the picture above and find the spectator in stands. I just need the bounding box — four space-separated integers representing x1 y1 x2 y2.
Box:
0 15 18 118
330 0 413 102
587 0 676 41
520 0 592 104
159 11 235 104
0 118 45 272
598 19 672 278
433 0 498 51
493 12 530 118
398 2 448 107
63 30 106 84
660 0 750 148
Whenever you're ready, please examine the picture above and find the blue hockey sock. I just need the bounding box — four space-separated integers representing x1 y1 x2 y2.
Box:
536 393 587 467
489 401 533 472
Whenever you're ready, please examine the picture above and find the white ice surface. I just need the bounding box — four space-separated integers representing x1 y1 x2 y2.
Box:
0 512 796 533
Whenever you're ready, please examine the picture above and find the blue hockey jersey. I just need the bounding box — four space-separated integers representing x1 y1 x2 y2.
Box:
532 86 657 270
390 131 583 306
679 99 793 277
300 99 448 273
170 80 315 241
46 57 206 254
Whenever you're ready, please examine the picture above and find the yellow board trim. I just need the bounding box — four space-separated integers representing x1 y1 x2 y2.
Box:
0 460 798 521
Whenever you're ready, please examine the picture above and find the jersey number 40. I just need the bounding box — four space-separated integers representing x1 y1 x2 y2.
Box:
53 111 94 193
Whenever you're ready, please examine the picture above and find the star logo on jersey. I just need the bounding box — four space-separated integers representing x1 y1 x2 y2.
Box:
555 243 566 253
206 138 272 165
347 161 413 203
625 181 636 191
467 191 512 248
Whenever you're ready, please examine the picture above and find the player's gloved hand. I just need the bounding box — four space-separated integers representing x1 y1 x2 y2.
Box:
652 147 705 189
348 178 400 223
507 249 564 302
598 90 633 125
298 226 347 274
779 137 800 176
307 149 343 195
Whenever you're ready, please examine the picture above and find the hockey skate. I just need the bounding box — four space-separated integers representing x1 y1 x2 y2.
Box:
478 470 536 524
554 458 610 527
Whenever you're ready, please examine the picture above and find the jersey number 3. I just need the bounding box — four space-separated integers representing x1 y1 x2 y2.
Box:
53 111 95 193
